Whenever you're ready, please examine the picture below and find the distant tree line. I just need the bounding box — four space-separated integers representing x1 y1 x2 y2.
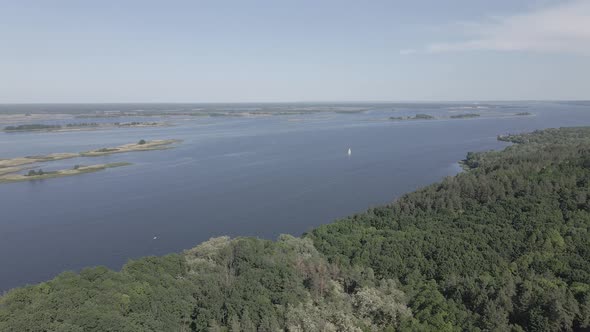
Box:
450 113 480 119
26 169 45 176
4 124 61 131
390 114 435 121
65 122 100 127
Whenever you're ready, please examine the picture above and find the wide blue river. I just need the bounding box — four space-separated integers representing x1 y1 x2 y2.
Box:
0 102 589 290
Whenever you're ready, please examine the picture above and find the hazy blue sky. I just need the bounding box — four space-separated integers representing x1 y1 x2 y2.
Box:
1 0 589 102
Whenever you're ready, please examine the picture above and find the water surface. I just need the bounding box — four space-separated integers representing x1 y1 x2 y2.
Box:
0 102 588 290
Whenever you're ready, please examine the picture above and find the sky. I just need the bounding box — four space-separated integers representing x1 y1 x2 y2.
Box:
1 0 589 103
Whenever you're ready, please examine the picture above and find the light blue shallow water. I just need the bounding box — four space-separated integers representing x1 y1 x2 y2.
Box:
0 102 589 290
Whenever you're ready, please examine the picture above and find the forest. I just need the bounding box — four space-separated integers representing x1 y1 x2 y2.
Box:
0 127 588 331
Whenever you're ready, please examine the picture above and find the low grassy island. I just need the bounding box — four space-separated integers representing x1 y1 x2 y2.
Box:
0 163 131 183
1 127 588 331
0 139 179 184
0 166 27 176
0 152 80 169
450 113 481 119
0 139 179 169
390 113 435 121
80 139 179 157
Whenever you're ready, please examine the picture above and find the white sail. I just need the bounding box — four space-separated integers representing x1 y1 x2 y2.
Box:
348 148 352 156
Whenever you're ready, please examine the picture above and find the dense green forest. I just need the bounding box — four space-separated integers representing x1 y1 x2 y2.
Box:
1 127 589 331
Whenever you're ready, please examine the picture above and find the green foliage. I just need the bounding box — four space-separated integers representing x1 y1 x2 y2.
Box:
26 169 44 176
0 256 194 331
0 235 410 331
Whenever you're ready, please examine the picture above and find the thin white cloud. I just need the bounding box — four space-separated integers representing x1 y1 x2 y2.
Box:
399 48 417 55
426 0 590 55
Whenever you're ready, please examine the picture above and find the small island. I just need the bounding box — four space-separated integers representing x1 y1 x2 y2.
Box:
450 113 480 119
0 139 179 170
390 113 435 121
0 139 179 184
0 163 131 184
514 112 532 116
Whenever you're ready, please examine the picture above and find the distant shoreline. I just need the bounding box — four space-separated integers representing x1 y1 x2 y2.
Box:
3 122 169 133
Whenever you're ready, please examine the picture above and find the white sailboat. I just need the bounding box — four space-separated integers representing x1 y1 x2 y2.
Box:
347 148 352 156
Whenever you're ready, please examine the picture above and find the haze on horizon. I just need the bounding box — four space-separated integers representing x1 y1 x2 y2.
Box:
1 0 589 103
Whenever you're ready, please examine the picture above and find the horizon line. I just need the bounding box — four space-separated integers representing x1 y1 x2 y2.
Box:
0 99 588 105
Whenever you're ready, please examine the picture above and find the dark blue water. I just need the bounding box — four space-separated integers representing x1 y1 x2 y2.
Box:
0 102 589 291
